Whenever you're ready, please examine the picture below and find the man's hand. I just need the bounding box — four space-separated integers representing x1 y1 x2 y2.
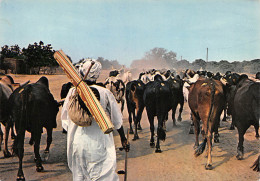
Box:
122 139 130 152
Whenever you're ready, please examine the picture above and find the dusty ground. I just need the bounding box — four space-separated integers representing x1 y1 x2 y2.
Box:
0 71 259 181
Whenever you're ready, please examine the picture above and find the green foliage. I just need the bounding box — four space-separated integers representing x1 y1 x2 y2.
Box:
22 41 58 68
1 44 23 59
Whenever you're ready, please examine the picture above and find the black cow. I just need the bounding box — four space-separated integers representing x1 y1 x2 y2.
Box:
229 75 259 160
167 75 184 126
109 70 120 77
125 79 145 140
144 74 172 152
188 78 226 169
8 76 60 181
255 72 260 80
60 82 73 102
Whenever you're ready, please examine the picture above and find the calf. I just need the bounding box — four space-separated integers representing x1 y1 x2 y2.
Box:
188 78 225 169
105 78 125 113
144 75 172 152
230 75 259 160
125 79 145 140
8 76 60 181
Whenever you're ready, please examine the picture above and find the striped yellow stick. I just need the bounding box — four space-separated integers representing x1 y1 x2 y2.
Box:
54 50 114 134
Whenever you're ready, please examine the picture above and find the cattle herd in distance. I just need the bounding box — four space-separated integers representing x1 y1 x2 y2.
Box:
0 67 259 180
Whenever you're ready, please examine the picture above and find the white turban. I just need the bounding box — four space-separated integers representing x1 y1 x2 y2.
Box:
78 59 102 82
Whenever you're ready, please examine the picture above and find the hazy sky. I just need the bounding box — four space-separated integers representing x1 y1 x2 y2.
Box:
0 0 259 66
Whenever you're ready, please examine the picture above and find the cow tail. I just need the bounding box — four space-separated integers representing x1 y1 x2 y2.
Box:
207 81 216 138
195 81 215 157
156 84 166 141
204 81 216 148
12 87 30 155
129 83 136 108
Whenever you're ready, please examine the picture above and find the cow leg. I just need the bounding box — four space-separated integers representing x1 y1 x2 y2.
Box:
128 111 134 134
229 119 235 130
171 104 178 127
34 132 44 172
132 111 139 141
177 98 184 122
42 128 52 161
148 114 155 148
253 124 259 139
189 122 195 134
137 106 144 131
221 108 227 122
16 130 25 181
155 134 161 153
192 114 200 149
155 115 166 153
189 113 195 134
121 99 125 113
0 126 3 152
213 118 220 143
205 132 213 170
3 122 12 157
236 129 247 160
11 124 16 139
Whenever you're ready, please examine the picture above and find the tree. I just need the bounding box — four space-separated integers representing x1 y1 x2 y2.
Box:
137 47 177 69
22 41 58 70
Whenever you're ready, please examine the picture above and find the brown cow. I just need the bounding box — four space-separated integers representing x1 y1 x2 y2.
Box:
0 75 23 157
188 78 225 170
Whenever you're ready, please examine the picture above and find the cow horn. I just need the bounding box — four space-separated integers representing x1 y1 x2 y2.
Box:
20 80 30 87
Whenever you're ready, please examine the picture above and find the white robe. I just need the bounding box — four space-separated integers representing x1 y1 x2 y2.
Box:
61 85 123 181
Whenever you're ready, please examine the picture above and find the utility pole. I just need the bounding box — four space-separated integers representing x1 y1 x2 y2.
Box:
206 48 208 62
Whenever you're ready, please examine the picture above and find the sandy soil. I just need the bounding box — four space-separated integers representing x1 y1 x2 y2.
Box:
0 71 259 181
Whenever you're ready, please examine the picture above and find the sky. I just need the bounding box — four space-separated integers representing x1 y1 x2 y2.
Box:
0 0 259 67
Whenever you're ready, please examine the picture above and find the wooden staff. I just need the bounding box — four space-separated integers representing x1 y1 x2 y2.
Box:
118 128 130 181
54 50 114 134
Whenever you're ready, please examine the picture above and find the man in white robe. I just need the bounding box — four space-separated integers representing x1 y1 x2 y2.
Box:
61 59 129 181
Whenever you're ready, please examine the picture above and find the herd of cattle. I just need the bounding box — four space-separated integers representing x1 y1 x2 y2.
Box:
0 67 259 180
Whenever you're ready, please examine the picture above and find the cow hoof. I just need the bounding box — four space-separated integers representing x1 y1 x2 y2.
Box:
150 142 155 148
11 135 17 139
129 129 134 134
214 138 219 143
42 152 50 161
3 150 12 158
17 176 25 181
236 154 243 160
132 135 139 141
256 135 259 139
205 164 213 170
137 125 142 130
177 117 182 122
36 166 44 172
155 148 162 153
189 127 194 134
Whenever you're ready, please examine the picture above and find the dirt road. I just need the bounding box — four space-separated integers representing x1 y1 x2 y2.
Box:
0 73 259 181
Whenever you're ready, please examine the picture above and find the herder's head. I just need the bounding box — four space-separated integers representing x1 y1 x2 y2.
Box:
77 59 102 83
